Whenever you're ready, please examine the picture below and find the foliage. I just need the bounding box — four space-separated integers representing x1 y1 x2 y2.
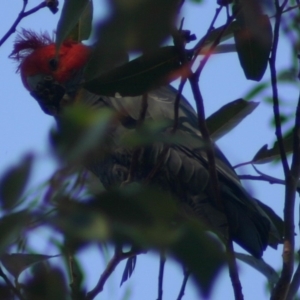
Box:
1 0 300 300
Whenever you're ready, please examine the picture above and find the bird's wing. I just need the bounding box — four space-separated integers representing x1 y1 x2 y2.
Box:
80 85 282 257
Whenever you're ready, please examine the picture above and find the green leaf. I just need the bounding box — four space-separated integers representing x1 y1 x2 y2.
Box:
55 184 225 296
0 155 33 210
244 82 269 100
233 2 273 81
68 0 93 42
235 252 279 286
197 21 239 53
171 220 225 297
0 253 59 279
24 267 67 300
91 184 180 247
0 211 28 254
120 256 137 286
84 46 184 97
206 99 259 141
51 102 114 162
54 199 111 241
252 134 293 164
56 0 90 49
84 0 179 81
119 120 205 150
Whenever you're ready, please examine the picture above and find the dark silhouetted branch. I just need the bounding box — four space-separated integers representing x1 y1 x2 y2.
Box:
176 268 190 300
86 248 143 300
0 0 58 47
157 253 166 300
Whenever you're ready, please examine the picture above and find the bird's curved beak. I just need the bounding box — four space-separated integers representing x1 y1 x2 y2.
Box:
27 75 66 116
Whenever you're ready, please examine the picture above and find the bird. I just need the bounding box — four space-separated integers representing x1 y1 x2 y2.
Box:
10 29 282 258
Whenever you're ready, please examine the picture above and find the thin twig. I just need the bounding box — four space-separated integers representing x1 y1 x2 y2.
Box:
238 174 286 186
268 7 290 178
176 268 190 300
192 6 223 58
68 248 81 299
0 1 53 47
191 55 245 300
0 266 25 300
86 248 142 300
194 11 237 78
188 7 243 300
157 253 166 300
189 77 221 208
227 242 243 300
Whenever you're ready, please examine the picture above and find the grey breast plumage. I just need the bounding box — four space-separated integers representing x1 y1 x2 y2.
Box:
81 85 282 258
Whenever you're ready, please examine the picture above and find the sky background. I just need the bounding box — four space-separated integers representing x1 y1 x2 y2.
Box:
0 0 298 299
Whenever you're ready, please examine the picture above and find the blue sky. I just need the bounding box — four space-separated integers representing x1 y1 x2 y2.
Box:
0 1 298 299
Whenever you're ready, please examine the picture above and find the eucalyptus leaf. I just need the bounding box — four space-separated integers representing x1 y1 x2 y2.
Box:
56 0 90 49
120 255 137 286
244 82 269 100
51 104 114 162
196 21 239 55
0 211 29 254
206 99 259 141
235 252 279 286
0 154 33 210
233 2 272 81
252 134 293 164
84 47 185 97
1 253 60 279
24 267 67 300
68 0 93 42
171 220 225 297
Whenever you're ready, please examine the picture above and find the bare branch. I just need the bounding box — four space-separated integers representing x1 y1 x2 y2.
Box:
271 1 298 298
189 6 243 300
0 1 58 48
239 174 284 185
157 253 166 300
86 248 143 300
67 249 82 300
176 268 190 300
282 75 300 300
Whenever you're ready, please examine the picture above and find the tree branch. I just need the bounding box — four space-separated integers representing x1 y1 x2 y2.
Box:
286 250 300 300
280 75 300 300
270 1 297 299
0 0 58 48
86 248 143 300
176 268 190 300
269 4 290 178
188 6 243 300
157 253 166 300
67 249 82 300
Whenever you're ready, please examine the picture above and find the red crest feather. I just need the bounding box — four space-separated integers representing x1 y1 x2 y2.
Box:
10 29 54 71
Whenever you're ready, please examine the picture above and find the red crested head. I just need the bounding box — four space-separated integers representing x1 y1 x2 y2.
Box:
10 29 91 91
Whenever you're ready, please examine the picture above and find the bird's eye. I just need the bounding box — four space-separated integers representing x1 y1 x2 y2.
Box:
49 58 58 71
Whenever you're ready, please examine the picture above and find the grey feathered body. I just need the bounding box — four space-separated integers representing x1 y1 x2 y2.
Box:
77 85 281 258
